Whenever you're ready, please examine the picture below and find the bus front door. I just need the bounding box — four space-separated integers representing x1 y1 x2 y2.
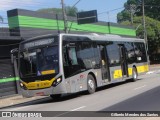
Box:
119 45 128 78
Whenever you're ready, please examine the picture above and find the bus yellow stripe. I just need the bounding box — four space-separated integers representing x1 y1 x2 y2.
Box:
113 65 149 79
23 78 56 90
128 68 133 76
137 65 149 73
113 69 122 79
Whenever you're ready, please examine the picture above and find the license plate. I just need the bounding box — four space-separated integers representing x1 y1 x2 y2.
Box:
36 92 44 96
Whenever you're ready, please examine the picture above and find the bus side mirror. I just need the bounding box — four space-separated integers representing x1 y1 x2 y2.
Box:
11 54 14 64
10 48 19 64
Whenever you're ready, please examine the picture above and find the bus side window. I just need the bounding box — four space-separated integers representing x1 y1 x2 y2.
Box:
93 43 101 69
63 45 78 66
124 42 136 64
106 42 121 66
63 47 69 66
77 41 95 69
68 47 78 65
134 42 147 63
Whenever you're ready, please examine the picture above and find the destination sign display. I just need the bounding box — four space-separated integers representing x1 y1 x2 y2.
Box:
21 38 58 50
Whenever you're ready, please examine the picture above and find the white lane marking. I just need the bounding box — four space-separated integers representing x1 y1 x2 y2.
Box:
70 106 86 111
134 85 146 90
55 106 86 117
146 71 155 74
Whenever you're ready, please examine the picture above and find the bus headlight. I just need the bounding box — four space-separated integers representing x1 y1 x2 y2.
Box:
52 76 62 87
19 82 27 90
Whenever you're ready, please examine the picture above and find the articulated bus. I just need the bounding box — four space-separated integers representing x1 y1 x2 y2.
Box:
18 33 149 98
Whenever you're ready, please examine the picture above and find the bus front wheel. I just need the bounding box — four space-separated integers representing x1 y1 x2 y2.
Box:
87 74 96 94
132 67 138 82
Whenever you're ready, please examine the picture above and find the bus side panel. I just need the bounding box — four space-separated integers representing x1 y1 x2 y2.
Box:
109 66 123 82
52 80 69 94
94 69 105 87
125 62 148 79
135 62 149 75
65 71 86 93
63 68 104 94
127 64 135 77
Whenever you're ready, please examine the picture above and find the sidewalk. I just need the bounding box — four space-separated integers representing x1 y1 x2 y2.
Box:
0 95 47 109
149 64 160 71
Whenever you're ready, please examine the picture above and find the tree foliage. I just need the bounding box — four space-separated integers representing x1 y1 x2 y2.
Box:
37 6 78 17
37 8 62 14
117 0 140 23
118 0 160 58
121 16 160 55
65 6 78 17
117 0 160 23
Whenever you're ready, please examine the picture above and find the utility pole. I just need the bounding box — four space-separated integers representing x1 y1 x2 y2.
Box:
68 0 82 33
107 12 110 23
61 0 68 33
142 0 149 63
130 4 134 25
142 0 148 50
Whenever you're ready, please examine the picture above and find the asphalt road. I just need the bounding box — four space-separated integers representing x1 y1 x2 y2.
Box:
1 68 160 120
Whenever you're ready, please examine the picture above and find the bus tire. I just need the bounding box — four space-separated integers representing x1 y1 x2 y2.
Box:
87 74 96 94
132 67 138 82
50 94 61 100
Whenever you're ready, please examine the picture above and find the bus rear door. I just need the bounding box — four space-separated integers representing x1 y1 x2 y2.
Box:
119 45 128 78
98 45 109 81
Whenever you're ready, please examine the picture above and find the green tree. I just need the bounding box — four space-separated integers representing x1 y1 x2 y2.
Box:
121 16 160 55
117 10 130 23
37 8 62 14
118 0 160 61
117 0 140 23
65 6 78 16
117 0 160 23
142 0 160 21
37 6 78 17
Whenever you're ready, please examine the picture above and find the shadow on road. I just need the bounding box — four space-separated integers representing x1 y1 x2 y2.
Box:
100 85 160 111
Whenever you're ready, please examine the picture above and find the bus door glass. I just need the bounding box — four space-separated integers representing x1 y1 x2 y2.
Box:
119 45 128 77
63 41 82 92
63 42 80 78
98 45 109 80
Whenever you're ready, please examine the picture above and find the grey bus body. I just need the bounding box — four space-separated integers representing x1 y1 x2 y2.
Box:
18 33 148 97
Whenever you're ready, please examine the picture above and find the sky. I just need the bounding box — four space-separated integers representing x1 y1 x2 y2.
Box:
0 0 127 27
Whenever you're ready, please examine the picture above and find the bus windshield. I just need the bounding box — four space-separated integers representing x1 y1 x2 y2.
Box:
19 45 59 78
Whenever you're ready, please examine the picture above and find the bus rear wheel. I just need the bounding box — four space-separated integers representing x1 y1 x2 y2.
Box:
132 67 138 82
87 74 96 94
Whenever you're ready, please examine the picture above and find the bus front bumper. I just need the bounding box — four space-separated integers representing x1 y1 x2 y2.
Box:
21 85 66 98
21 87 54 98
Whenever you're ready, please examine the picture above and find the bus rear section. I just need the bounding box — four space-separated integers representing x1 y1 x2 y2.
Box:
106 41 148 83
